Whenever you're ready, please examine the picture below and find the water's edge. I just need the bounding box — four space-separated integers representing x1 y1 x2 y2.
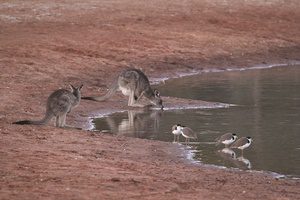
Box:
151 60 300 84
86 61 300 179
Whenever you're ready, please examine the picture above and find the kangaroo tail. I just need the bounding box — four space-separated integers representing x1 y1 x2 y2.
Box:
13 112 53 125
82 82 119 102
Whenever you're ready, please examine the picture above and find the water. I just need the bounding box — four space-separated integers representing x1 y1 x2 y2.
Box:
92 65 300 177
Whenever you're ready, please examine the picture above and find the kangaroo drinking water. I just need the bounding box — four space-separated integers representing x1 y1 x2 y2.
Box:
82 68 163 109
13 84 83 128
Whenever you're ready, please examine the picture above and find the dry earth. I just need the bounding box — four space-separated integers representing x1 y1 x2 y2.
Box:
1 0 300 199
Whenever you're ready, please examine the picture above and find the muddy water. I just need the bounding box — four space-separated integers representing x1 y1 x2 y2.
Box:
92 66 300 177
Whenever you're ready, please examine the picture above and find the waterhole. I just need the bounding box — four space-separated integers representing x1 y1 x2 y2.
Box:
92 65 300 177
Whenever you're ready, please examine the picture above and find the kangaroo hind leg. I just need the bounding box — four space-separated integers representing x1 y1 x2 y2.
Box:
54 114 66 128
60 114 67 127
55 116 60 127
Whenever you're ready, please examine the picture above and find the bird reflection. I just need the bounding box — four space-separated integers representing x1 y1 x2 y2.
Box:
105 109 162 139
216 148 237 160
216 148 252 170
234 156 252 170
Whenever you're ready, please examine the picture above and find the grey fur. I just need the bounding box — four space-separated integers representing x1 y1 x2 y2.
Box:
13 84 83 128
82 68 163 109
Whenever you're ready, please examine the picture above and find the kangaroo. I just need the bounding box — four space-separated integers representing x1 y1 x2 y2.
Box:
13 84 83 128
104 109 162 138
82 68 163 109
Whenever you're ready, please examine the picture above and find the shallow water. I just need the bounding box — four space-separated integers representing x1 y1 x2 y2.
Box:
92 65 300 177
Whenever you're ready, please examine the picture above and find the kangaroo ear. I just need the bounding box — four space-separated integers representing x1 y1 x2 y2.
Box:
69 84 76 92
154 89 160 97
78 84 83 90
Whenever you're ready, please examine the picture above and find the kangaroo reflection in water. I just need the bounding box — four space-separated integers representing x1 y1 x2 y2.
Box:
216 148 252 170
105 109 163 139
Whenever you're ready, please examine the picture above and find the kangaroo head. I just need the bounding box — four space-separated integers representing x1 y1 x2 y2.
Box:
150 89 163 109
70 84 83 98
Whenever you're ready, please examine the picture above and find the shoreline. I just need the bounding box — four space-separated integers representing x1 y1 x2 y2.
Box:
151 60 300 84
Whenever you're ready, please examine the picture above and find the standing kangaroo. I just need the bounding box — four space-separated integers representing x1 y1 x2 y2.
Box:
82 68 163 109
13 84 83 128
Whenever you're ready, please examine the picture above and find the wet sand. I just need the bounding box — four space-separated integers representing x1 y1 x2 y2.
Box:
1 0 300 199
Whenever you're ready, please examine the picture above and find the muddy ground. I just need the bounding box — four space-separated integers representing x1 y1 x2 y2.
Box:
1 0 300 199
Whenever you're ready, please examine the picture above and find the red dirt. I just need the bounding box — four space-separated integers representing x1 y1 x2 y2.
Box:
1 0 300 199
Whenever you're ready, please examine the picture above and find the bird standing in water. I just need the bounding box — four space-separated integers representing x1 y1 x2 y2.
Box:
215 133 238 148
230 136 252 156
171 124 182 143
180 126 197 144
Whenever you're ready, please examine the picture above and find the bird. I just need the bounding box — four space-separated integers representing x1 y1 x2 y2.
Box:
171 124 182 143
230 136 252 155
216 148 237 160
180 126 197 144
215 133 238 148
